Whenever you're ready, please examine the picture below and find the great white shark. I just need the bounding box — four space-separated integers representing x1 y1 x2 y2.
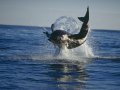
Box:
44 7 89 50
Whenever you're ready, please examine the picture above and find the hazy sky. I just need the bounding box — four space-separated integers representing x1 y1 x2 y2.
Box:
0 0 120 30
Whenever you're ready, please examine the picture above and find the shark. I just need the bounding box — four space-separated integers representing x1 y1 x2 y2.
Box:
44 7 89 50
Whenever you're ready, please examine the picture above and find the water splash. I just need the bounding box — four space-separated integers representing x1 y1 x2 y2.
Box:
52 16 94 61
53 16 80 34
54 42 94 60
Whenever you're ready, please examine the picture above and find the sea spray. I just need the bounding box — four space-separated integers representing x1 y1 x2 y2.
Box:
53 42 94 63
83 42 94 58
51 16 94 60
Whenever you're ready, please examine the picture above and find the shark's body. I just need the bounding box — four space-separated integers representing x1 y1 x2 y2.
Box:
44 7 89 49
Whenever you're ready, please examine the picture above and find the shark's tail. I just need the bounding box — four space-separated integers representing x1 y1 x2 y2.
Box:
67 7 89 49
78 7 89 24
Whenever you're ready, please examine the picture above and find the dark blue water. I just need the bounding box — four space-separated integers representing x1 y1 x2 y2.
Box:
0 25 120 90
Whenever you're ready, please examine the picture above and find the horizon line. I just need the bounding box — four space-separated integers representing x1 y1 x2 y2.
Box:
0 24 120 31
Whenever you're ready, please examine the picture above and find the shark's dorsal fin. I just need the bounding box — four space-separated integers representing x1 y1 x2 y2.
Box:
51 24 54 32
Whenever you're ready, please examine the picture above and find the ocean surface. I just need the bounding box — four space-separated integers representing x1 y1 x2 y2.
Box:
0 25 120 90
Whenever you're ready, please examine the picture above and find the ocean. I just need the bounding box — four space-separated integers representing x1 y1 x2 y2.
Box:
0 25 120 90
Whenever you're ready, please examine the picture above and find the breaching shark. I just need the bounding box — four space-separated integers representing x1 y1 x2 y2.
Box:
44 7 89 50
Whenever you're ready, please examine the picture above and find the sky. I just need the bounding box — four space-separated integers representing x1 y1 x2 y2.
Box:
0 0 120 30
